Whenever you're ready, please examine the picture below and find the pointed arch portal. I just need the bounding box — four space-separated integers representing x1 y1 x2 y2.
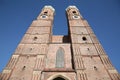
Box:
53 77 65 80
47 74 70 80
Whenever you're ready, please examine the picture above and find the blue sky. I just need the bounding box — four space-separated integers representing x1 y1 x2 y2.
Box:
0 0 120 73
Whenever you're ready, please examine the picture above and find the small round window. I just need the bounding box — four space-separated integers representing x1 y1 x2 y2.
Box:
33 37 37 40
82 37 87 41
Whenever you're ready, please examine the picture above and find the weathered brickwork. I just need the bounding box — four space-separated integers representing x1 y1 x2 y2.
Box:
0 5 119 80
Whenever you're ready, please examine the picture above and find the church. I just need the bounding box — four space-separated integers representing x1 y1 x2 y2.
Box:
0 6 120 80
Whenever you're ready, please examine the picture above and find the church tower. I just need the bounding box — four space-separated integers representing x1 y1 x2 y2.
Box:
66 6 120 80
0 6 120 80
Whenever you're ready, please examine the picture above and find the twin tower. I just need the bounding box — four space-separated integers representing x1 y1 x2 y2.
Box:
0 6 120 80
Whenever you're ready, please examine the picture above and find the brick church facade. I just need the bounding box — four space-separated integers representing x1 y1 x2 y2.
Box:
0 6 120 80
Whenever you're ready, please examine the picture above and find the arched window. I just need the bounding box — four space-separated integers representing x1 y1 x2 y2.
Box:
56 48 64 68
72 11 76 14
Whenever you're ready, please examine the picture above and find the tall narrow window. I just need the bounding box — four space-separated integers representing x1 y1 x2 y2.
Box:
56 48 64 68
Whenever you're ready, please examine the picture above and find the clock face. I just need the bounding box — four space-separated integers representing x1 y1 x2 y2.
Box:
73 15 80 19
41 15 47 19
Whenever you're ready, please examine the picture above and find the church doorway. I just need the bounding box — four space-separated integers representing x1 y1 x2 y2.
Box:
53 77 65 80
47 74 70 80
